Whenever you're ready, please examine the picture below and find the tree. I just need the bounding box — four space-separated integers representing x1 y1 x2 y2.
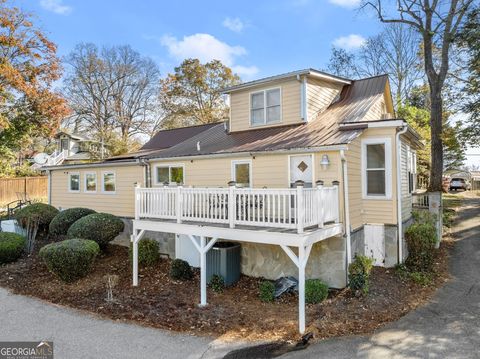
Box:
364 0 475 191
64 43 160 155
326 47 358 79
158 59 241 129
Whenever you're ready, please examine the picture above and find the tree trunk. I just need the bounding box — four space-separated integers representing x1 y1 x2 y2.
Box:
429 86 444 191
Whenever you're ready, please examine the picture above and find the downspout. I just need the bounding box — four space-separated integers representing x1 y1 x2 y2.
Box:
340 150 351 282
47 169 52 205
139 159 151 188
396 126 408 263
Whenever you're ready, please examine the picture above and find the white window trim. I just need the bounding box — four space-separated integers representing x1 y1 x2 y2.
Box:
249 86 282 127
361 138 392 200
287 154 315 187
68 172 80 193
84 172 97 193
231 159 253 187
153 164 186 185
101 171 116 194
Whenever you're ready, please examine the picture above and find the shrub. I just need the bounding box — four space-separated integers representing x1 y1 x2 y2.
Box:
67 213 124 248
409 271 433 286
0 232 26 264
348 254 374 294
209 274 225 293
305 279 329 304
39 239 100 282
405 222 437 272
259 280 275 302
49 208 96 236
169 259 193 280
129 238 160 267
15 203 59 234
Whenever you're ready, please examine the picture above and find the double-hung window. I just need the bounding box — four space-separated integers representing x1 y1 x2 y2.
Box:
231 160 252 187
85 172 97 193
155 165 184 185
102 171 116 193
68 173 80 192
250 88 281 126
362 138 392 199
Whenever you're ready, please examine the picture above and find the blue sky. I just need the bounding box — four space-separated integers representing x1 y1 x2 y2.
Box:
15 0 384 80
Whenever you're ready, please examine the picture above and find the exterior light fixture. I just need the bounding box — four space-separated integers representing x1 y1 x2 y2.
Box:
320 154 330 169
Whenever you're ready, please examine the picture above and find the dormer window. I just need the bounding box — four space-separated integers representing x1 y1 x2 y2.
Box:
250 88 281 126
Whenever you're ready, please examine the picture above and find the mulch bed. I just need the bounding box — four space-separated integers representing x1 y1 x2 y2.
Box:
0 240 451 342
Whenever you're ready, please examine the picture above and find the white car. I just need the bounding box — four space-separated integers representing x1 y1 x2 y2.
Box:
449 178 470 191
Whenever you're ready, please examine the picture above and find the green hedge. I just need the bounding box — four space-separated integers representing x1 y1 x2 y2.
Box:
49 208 96 236
0 232 26 264
405 222 437 272
129 238 160 267
67 213 124 248
39 239 100 282
348 254 374 294
305 279 329 304
15 203 59 233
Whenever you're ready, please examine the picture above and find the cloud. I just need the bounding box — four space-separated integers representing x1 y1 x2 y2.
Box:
222 17 245 33
39 0 72 15
160 33 258 77
333 34 366 50
328 0 361 9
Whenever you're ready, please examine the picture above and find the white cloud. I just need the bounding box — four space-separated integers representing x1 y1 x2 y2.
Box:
160 33 258 77
328 0 361 9
333 34 366 50
39 0 72 15
222 17 245 33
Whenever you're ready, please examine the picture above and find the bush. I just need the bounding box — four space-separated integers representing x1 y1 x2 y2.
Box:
348 254 374 294
0 232 26 264
15 203 59 234
209 274 225 293
405 222 437 272
169 259 193 280
67 213 124 248
129 238 160 267
409 271 433 286
259 280 275 302
39 239 100 282
49 208 96 237
305 279 329 304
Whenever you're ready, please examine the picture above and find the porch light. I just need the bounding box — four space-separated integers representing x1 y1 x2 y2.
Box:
320 154 330 169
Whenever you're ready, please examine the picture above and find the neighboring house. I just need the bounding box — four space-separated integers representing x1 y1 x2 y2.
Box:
45 131 105 166
45 69 423 333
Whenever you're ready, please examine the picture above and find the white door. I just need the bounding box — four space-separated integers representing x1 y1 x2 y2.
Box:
175 234 200 267
364 224 385 266
289 155 313 187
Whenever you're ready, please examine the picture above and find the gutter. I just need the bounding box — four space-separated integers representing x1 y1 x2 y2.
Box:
396 126 408 263
43 159 140 171
340 149 352 282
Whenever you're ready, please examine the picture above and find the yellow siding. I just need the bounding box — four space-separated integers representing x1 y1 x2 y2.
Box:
306 78 343 121
50 164 144 217
229 78 302 132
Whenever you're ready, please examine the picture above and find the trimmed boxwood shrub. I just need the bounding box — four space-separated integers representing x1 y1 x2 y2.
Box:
0 232 26 264
405 222 437 272
169 259 193 280
129 238 160 267
209 274 225 293
67 213 124 248
39 239 100 282
305 279 329 304
348 254 374 294
259 280 275 302
15 203 59 234
49 208 96 237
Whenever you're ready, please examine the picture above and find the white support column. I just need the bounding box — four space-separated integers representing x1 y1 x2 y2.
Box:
316 180 324 228
228 181 236 229
134 183 141 220
131 229 145 287
176 185 183 224
295 180 305 234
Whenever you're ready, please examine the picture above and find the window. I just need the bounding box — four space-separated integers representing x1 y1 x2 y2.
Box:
68 173 80 192
362 138 392 199
250 88 281 126
232 160 251 187
85 172 97 193
407 147 417 193
155 165 184 185
102 172 116 193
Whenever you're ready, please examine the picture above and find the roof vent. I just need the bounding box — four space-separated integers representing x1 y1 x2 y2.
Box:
196 141 201 151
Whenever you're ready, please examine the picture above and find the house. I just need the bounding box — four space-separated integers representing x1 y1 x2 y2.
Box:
44 69 423 333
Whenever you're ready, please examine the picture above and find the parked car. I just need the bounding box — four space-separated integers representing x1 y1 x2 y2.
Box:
449 178 470 191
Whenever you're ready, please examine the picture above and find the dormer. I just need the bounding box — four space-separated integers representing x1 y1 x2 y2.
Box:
222 69 351 133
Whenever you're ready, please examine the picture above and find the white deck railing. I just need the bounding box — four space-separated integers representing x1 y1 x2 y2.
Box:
135 182 340 234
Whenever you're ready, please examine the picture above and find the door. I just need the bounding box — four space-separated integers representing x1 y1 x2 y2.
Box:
289 155 313 188
60 139 69 152
364 224 385 266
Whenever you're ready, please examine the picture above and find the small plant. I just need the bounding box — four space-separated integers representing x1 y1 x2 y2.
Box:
405 222 437 272
259 280 275 303
0 232 26 264
129 238 160 267
104 274 119 302
409 271 432 286
49 208 96 237
15 203 59 235
209 274 225 293
39 239 100 282
348 254 374 295
67 213 124 248
305 279 329 304
169 259 193 280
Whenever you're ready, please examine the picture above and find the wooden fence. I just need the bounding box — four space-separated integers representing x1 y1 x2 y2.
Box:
0 176 48 205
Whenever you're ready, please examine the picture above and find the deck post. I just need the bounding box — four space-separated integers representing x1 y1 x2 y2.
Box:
176 185 183 224
298 245 306 334
332 181 340 223
295 180 305 234
132 236 139 286
228 181 236 229
134 183 141 220
316 180 324 228
200 236 207 306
